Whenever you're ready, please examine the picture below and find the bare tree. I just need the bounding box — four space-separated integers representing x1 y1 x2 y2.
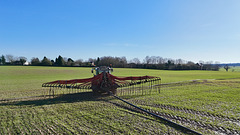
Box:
75 59 83 66
156 56 165 64
120 56 127 67
143 56 151 64
150 56 157 64
6 54 15 63
131 58 141 64
63 57 68 63
175 59 184 65
88 58 96 64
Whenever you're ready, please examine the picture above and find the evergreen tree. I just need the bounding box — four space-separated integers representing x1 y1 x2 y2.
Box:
54 58 58 66
31 57 40 65
56 55 65 66
96 57 100 66
67 58 74 63
41 56 52 66
1 55 6 65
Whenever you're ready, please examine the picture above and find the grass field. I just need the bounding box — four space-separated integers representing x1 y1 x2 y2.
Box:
0 66 239 134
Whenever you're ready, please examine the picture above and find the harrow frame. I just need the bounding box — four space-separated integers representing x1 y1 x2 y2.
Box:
42 72 161 97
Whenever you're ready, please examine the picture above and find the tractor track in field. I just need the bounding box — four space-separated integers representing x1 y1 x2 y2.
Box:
132 100 240 134
131 100 239 123
112 99 240 135
160 80 210 87
32 107 51 134
146 109 240 135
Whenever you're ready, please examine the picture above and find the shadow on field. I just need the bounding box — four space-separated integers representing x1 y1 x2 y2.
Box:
0 92 105 106
0 91 145 106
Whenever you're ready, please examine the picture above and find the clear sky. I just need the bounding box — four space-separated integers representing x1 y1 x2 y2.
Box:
0 0 240 63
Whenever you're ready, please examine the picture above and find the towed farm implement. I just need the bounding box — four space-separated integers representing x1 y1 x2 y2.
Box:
42 66 161 96
42 66 201 134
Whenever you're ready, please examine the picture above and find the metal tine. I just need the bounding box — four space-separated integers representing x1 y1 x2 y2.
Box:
54 84 58 96
133 81 135 95
156 79 159 93
159 79 161 93
70 83 75 93
49 87 51 97
128 84 130 95
52 87 55 97
55 85 58 96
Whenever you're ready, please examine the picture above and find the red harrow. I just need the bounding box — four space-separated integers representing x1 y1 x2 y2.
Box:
42 66 161 96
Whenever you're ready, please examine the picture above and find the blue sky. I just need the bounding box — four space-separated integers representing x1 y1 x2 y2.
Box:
0 0 240 63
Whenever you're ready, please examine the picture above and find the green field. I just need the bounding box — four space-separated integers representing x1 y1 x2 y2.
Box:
0 66 239 134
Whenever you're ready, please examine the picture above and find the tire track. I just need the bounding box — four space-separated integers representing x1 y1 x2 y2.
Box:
132 100 239 123
32 106 54 134
10 111 23 134
53 119 75 134
113 100 239 135
46 105 76 134
147 109 240 135
19 109 31 134
30 107 46 134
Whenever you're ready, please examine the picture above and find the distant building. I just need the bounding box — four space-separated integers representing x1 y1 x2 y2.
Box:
24 61 30 65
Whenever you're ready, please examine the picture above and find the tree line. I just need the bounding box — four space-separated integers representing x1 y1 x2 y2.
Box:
0 55 27 65
0 54 220 71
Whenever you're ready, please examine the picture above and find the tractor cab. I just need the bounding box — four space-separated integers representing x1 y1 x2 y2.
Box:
91 66 113 76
